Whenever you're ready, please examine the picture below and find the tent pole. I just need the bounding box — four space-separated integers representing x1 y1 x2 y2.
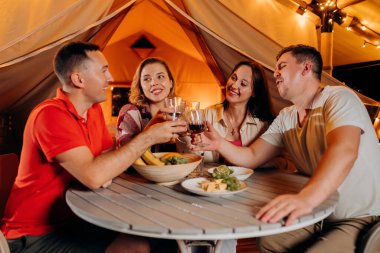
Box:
321 32 333 75
320 8 334 75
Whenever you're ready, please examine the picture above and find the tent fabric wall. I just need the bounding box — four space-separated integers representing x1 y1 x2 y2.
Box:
0 0 113 64
180 0 379 108
0 0 379 154
100 0 224 124
182 0 318 71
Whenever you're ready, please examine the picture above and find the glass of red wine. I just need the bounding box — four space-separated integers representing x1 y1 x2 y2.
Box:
185 109 207 177
186 109 207 146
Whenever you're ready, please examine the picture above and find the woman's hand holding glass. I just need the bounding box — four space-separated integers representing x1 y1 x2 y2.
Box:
185 109 207 147
164 97 187 143
190 121 222 151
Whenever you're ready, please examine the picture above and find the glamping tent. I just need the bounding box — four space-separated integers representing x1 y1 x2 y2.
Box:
0 0 379 154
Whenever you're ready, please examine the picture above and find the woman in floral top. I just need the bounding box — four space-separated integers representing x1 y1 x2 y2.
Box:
116 57 176 151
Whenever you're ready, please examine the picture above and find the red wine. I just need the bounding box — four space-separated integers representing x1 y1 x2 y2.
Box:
188 124 205 133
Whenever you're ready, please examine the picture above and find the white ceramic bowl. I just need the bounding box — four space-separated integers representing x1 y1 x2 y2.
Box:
132 152 202 185
207 166 254 181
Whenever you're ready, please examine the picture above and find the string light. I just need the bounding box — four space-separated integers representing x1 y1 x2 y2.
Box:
296 6 306 15
362 41 380 49
297 1 380 49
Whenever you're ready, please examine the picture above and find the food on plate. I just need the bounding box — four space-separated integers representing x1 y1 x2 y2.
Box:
220 176 241 191
212 165 234 179
199 175 241 192
160 152 189 165
199 179 227 192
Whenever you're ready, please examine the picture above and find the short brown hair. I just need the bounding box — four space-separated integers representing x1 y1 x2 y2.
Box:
277 44 323 80
54 42 100 85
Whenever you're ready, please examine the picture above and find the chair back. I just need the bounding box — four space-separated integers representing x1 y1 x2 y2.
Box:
360 218 380 253
0 153 19 219
0 231 10 253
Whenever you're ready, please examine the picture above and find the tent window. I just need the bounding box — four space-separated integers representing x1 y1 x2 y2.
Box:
131 35 156 59
112 87 130 116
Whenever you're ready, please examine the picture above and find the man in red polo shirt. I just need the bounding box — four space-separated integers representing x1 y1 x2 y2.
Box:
1 42 185 252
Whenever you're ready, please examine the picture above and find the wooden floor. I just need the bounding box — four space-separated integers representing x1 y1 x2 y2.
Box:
237 238 259 253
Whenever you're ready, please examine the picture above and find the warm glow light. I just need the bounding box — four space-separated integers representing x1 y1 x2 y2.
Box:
362 41 380 49
346 27 352 31
361 25 367 31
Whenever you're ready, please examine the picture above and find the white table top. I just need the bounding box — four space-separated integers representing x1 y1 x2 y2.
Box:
66 169 338 240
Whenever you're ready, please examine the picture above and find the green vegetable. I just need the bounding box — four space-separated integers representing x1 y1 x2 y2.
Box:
222 176 240 191
211 165 240 191
161 156 189 165
212 165 234 179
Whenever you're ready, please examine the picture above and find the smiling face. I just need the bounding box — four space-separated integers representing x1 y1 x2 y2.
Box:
140 62 173 104
225 65 253 105
274 52 305 101
80 50 113 104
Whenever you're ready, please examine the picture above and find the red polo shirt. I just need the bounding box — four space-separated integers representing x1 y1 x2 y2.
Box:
1 89 113 239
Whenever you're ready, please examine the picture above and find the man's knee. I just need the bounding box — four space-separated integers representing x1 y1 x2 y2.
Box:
257 236 287 253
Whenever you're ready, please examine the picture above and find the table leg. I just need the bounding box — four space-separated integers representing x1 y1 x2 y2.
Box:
177 240 191 253
214 240 224 253
176 240 224 253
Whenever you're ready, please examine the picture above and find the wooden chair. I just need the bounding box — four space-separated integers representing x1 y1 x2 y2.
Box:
0 231 10 253
360 219 380 253
0 153 19 219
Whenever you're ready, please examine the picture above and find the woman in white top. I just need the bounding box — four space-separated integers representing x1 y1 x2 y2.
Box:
201 60 274 163
179 60 292 170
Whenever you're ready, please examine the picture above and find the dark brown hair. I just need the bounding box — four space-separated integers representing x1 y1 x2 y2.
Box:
223 60 274 123
277 44 323 80
54 42 100 85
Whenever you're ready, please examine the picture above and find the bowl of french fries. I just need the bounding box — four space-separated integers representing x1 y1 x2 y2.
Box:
132 150 202 185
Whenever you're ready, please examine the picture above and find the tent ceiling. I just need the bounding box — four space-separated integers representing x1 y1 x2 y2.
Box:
315 0 380 66
0 0 378 115
106 0 206 62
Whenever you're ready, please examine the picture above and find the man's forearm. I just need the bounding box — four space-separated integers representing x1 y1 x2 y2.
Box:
218 138 278 168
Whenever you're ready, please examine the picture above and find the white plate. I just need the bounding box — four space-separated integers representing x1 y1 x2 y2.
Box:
181 177 247 197
207 166 254 181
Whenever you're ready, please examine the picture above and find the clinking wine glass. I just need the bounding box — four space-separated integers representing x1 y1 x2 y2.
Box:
185 109 207 177
185 101 200 111
164 97 187 143
164 97 185 121
186 109 206 137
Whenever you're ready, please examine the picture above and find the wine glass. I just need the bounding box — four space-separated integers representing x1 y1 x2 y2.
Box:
185 101 200 111
186 109 206 137
185 109 207 177
164 97 187 143
164 97 185 121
